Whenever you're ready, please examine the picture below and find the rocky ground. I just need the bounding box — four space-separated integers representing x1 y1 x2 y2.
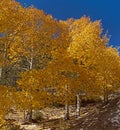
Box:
6 94 120 130
69 95 120 130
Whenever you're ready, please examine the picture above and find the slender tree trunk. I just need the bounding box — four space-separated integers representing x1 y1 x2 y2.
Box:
0 68 2 78
23 110 26 120
65 103 69 120
26 109 33 122
64 84 70 120
29 47 33 70
103 86 108 104
76 93 81 117
29 58 33 70
106 91 108 103
104 94 108 104
25 48 33 122
29 109 32 122
103 90 106 103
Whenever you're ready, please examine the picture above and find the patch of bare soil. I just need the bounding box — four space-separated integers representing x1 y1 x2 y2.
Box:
69 96 120 130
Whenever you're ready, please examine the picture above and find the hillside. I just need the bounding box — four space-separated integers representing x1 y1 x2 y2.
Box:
69 95 120 130
6 94 120 130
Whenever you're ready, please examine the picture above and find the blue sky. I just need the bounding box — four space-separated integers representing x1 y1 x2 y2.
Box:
16 0 120 47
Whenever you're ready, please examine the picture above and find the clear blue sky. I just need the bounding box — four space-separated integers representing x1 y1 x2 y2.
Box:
16 0 120 47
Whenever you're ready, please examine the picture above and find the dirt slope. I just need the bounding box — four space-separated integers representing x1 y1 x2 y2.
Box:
69 96 120 130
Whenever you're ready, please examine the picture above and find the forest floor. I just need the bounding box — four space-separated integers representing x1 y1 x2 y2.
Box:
69 94 120 130
6 93 120 130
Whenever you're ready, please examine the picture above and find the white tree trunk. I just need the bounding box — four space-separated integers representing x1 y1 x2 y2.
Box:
76 93 81 117
65 103 69 120
64 85 69 120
